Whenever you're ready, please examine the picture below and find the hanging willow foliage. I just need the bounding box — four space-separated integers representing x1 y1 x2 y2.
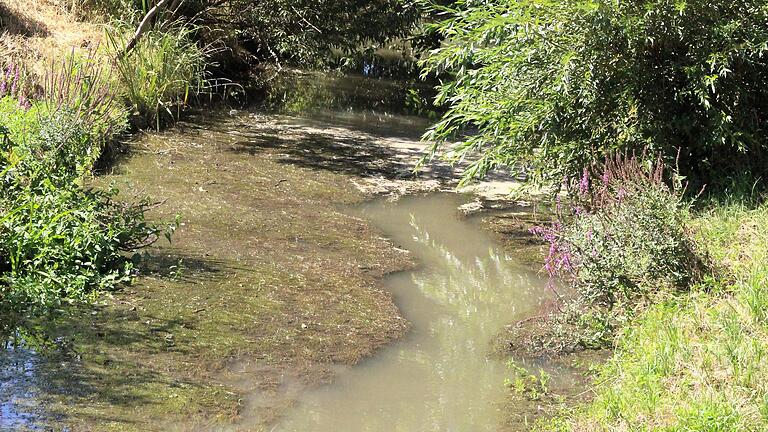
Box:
422 0 768 189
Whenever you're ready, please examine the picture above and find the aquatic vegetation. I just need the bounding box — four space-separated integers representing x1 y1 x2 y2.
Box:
505 361 551 402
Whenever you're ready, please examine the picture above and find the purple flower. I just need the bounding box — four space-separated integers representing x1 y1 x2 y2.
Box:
11 65 19 95
617 188 628 201
579 167 590 195
18 94 30 110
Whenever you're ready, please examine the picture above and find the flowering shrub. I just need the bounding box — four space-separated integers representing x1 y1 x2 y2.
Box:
532 154 704 342
0 63 33 109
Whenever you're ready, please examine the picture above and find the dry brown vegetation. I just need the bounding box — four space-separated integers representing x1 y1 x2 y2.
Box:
0 0 101 77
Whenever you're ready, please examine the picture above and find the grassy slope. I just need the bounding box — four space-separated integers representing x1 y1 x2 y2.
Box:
0 0 101 74
546 201 768 430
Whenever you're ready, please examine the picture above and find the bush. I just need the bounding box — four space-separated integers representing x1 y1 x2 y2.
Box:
0 59 165 314
185 0 421 67
423 0 768 188
532 154 704 343
0 184 162 311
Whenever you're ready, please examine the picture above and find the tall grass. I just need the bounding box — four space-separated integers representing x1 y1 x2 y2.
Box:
105 21 209 128
43 49 122 131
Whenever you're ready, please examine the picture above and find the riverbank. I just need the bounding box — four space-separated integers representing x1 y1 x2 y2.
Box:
539 199 768 431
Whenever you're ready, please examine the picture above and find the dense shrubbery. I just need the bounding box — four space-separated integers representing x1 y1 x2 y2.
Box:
190 0 421 67
0 183 161 310
0 57 168 314
531 154 703 346
423 0 768 188
76 0 422 69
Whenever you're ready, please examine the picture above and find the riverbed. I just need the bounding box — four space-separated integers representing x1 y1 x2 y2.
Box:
1 71 562 431
273 193 547 431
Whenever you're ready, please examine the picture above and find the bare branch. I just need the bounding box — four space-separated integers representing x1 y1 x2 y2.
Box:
122 0 174 56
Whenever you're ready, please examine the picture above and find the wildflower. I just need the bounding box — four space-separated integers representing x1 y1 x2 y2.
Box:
602 169 610 185
617 188 628 201
579 167 590 195
18 94 30 110
11 65 19 96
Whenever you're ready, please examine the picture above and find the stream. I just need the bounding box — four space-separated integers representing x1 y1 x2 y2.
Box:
0 71 570 431
275 193 549 431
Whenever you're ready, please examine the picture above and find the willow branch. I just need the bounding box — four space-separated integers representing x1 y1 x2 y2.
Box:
122 0 173 56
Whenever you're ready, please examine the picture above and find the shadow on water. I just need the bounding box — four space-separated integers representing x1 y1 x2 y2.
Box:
149 70 438 180
162 108 433 180
0 250 239 430
226 127 415 179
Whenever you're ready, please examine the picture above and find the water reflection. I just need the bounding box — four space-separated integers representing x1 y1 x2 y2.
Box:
276 193 548 431
261 70 433 122
1 343 45 431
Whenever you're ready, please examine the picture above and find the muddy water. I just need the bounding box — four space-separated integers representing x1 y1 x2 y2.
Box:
276 194 548 431
0 71 553 431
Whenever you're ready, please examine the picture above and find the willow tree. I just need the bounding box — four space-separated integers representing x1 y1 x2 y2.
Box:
422 0 768 188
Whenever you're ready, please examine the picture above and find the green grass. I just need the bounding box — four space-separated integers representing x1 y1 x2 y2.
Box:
544 201 768 430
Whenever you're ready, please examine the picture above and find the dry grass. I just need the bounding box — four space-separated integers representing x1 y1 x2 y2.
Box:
0 0 102 78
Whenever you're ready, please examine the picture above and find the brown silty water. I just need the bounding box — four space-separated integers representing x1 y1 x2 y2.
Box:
272 193 550 431
0 71 563 431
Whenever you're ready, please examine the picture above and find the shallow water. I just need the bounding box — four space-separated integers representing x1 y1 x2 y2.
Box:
276 193 548 431
0 72 553 431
